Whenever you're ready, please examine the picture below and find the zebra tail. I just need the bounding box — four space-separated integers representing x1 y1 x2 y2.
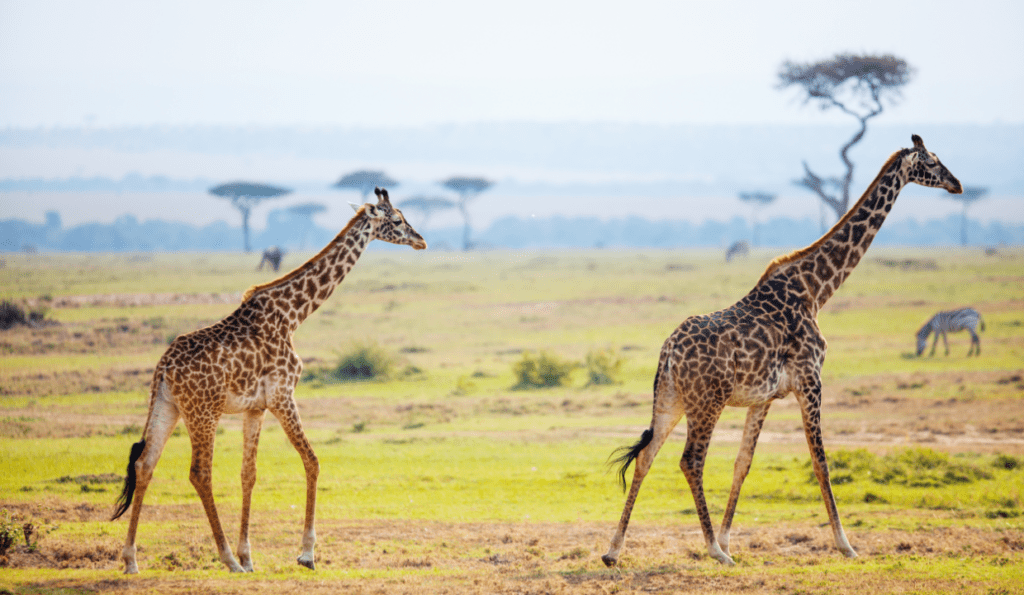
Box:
980 316 986 332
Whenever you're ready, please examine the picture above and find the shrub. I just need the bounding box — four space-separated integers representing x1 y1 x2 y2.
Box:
993 454 1021 470
332 341 397 381
304 341 398 383
584 348 624 386
0 299 49 330
0 300 27 330
512 351 574 389
0 509 16 556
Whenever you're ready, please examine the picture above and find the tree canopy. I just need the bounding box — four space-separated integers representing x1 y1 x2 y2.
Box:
779 53 914 223
441 177 493 196
333 170 399 199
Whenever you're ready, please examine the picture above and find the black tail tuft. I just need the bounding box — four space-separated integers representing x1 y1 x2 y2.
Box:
608 428 653 493
111 439 146 521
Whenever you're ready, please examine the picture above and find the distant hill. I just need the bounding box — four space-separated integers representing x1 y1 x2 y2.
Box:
2 123 1022 197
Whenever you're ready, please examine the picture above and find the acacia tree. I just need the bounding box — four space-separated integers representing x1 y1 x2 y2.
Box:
333 170 399 200
737 191 777 246
397 195 456 232
287 202 327 249
779 53 914 222
209 181 291 253
440 176 493 251
947 186 989 246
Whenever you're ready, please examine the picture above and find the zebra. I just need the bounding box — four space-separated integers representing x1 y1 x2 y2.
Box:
916 307 985 357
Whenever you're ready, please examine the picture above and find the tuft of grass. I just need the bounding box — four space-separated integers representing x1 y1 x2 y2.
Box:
511 350 574 390
814 447 993 488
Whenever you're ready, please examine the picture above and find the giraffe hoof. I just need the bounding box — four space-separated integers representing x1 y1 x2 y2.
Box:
600 554 617 567
297 555 315 570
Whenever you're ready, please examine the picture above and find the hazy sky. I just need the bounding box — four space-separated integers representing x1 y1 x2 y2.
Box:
2 0 1022 127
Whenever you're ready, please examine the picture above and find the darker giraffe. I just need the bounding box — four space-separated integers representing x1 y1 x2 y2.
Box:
602 135 962 566
111 188 426 574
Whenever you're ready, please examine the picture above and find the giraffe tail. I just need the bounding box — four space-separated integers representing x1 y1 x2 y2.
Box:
111 438 146 520
608 428 654 493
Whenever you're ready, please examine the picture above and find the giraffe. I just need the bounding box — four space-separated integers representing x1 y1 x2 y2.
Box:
111 188 426 574
602 135 962 567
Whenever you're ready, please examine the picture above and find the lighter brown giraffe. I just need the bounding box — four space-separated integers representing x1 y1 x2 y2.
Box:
111 188 426 574
602 135 962 567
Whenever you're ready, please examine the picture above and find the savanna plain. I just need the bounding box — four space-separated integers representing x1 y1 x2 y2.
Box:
1 246 1022 595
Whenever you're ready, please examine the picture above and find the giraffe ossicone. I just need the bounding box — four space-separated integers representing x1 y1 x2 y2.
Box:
602 135 961 567
111 187 425 574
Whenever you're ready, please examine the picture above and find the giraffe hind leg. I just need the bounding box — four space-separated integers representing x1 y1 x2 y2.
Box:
118 388 180 574
602 412 680 567
679 403 734 566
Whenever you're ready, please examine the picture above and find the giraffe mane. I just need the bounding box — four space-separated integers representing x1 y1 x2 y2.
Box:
241 205 369 304
754 148 908 286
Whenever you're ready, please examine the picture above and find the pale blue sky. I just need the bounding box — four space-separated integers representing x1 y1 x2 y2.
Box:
2 0 1022 127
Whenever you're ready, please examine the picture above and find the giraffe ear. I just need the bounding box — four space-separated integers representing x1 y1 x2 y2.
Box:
349 202 362 213
911 134 925 150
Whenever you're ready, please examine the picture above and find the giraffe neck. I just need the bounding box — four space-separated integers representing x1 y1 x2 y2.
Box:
243 211 374 335
758 149 911 311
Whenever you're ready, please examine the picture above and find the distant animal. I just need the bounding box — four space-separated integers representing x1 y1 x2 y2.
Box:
111 188 426 574
258 246 284 272
916 307 985 357
601 135 962 568
725 240 749 262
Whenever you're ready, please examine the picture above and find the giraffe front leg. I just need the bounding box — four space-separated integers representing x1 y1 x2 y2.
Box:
237 409 266 572
186 419 244 572
271 402 319 570
796 379 857 559
719 401 771 557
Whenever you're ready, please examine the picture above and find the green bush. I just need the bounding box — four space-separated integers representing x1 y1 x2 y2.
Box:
511 351 574 390
584 348 624 386
305 341 397 383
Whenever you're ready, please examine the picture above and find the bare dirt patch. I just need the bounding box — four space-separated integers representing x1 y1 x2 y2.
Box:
52 292 243 308
2 506 1021 594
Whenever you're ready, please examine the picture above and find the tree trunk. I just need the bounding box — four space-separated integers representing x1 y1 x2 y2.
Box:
241 206 252 253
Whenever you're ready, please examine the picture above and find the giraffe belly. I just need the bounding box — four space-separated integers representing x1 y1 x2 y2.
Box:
222 384 267 414
726 366 793 408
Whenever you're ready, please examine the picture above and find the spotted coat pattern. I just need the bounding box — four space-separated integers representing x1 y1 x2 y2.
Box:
602 135 963 567
116 188 426 574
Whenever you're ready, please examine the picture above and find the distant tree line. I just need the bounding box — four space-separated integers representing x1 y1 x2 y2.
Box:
3 211 1021 253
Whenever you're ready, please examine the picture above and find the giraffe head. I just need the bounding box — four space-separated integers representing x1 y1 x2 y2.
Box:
354 187 428 250
906 134 962 194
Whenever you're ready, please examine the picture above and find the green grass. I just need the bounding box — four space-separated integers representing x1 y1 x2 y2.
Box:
1 247 1022 592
